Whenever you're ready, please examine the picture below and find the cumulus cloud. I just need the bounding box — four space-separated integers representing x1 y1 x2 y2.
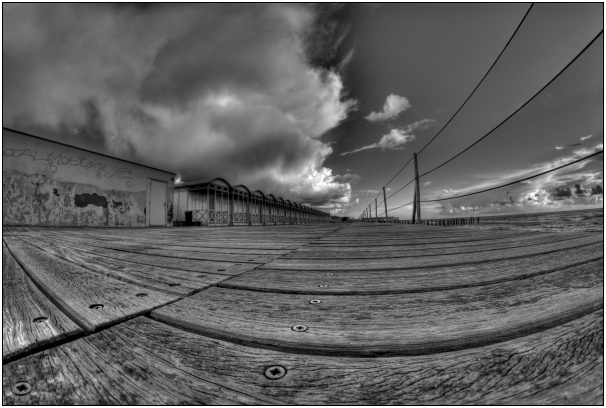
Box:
423 144 604 216
332 173 362 184
340 119 433 155
364 94 411 122
422 181 431 187
2 3 356 206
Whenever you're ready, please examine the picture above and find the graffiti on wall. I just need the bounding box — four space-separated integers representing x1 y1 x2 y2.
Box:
3 148 135 189
2 170 147 226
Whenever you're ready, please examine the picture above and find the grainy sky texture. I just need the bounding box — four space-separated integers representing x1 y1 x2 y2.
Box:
3 3 603 217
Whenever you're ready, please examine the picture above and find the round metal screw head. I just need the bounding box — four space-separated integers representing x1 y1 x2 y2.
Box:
264 365 287 380
89 304 103 310
309 299 322 304
292 325 308 332
326 273 334 276
32 317 47 323
318 284 329 288
13 381 32 396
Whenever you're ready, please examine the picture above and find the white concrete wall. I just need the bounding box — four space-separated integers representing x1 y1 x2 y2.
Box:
2 128 175 227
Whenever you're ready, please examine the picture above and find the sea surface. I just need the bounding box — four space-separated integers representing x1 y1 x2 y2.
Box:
460 207 604 233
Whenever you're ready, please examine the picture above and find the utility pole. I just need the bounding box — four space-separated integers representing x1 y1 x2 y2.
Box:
375 197 378 221
412 188 417 224
383 186 388 223
413 152 421 222
369 204 372 222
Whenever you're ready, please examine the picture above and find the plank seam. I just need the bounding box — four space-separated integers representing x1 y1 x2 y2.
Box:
10 229 241 276
280 234 599 259
146 304 605 358
258 240 603 272
219 256 604 295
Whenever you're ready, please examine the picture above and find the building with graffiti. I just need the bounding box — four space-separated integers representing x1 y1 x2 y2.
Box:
2 128 175 227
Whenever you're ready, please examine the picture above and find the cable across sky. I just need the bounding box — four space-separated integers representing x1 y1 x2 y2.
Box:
360 27 604 220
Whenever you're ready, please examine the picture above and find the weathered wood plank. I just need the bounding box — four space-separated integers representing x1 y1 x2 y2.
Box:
222 243 603 294
152 260 603 356
4 238 178 332
10 229 295 254
295 231 564 251
2 242 84 363
14 231 280 275
8 238 227 296
262 234 602 270
14 228 306 250
283 232 592 259
9 233 263 275
3 312 602 404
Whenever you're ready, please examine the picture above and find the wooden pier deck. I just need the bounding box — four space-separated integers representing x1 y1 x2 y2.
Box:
2 223 603 405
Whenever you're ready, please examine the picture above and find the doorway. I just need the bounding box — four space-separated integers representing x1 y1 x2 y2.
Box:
148 179 167 226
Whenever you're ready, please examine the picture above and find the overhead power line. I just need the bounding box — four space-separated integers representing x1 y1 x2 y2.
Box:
379 4 534 189
420 150 603 202
416 3 534 157
379 149 603 215
380 27 604 208
418 29 604 180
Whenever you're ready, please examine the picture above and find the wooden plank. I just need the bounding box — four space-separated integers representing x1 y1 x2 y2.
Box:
4 238 178 332
14 236 280 268
222 243 603 294
17 230 306 250
8 237 227 296
2 242 83 363
8 232 263 275
9 229 295 255
283 232 592 259
152 260 603 356
262 234 602 270
295 231 561 251
3 312 602 404
307 233 546 247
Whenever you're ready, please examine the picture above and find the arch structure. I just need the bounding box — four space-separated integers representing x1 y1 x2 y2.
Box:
173 178 331 227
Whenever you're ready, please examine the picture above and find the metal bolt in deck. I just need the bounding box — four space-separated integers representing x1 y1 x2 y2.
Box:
264 365 287 380
13 382 32 396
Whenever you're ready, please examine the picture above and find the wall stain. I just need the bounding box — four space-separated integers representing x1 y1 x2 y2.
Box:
3 169 165 227
74 193 108 208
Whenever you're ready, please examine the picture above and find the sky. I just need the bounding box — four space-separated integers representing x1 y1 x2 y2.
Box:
3 3 603 218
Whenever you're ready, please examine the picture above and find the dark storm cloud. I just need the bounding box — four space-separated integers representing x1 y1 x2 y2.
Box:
302 3 355 71
2 3 356 209
553 187 573 200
